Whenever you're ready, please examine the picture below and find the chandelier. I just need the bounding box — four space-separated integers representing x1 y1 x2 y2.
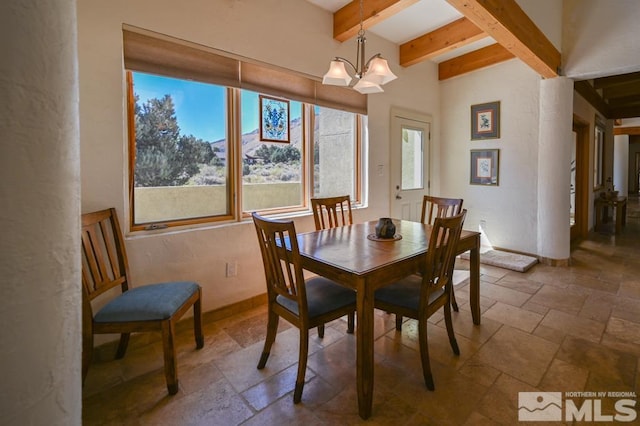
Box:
322 0 397 94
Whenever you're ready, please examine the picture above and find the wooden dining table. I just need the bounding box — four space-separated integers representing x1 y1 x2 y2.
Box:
296 219 481 419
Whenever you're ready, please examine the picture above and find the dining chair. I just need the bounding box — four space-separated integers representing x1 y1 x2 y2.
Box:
252 212 356 403
81 208 203 395
420 195 464 225
420 195 464 313
310 195 353 231
310 195 355 335
374 210 466 391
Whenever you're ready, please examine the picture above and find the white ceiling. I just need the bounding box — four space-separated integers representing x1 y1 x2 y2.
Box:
306 0 496 63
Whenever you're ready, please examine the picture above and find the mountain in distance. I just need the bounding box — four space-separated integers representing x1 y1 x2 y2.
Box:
210 117 303 158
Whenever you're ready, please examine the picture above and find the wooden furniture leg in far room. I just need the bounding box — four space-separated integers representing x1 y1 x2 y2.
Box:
469 238 481 325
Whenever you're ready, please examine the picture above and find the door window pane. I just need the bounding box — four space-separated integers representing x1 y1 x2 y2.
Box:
401 126 424 190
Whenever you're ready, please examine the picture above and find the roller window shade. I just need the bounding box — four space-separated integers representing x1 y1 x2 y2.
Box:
240 62 317 106
123 29 240 88
123 27 367 115
315 83 368 115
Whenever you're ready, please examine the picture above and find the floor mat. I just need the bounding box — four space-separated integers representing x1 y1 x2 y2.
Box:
460 249 538 272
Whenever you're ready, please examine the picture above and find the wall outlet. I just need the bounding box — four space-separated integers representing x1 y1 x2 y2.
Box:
226 261 237 277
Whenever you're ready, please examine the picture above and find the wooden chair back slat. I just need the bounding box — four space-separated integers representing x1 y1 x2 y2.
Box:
252 213 307 310
100 219 122 280
422 210 466 295
311 195 353 230
81 208 130 301
420 196 463 225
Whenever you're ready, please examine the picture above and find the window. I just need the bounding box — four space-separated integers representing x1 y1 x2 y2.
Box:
127 71 364 230
128 72 231 226
241 90 304 212
123 28 366 230
313 106 360 200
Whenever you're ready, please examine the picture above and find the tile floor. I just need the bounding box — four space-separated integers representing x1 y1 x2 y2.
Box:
83 196 640 425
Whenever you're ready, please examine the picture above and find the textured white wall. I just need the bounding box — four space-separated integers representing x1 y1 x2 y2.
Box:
0 0 81 423
537 77 574 260
440 60 542 254
517 0 563 50
563 0 640 78
77 0 439 326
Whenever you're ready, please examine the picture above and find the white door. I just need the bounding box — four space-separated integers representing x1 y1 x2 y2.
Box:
390 108 431 221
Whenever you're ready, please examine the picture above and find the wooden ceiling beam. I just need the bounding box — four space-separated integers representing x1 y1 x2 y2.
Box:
613 126 640 136
438 43 514 80
593 72 640 89
400 18 485 67
574 81 610 118
602 81 640 99
445 0 560 78
333 0 420 42
609 106 640 120
606 94 640 108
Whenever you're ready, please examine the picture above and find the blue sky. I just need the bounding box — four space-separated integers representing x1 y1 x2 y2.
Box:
133 72 301 142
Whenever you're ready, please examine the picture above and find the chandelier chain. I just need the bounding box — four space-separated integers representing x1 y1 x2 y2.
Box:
358 0 364 37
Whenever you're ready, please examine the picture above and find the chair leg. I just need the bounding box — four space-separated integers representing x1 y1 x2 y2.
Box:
451 287 459 312
395 315 403 331
258 310 279 369
418 317 435 391
347 312 355 334
444 301 460 355
82 328 93 386
317 324 325 338
194 293 204 349
82 292 93 385
161 320 179 395
293 329 309 404
115 333 130 359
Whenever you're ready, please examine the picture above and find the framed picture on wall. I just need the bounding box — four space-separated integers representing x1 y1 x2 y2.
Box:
259 95 290 143
471 101 500 140
470 149 499 185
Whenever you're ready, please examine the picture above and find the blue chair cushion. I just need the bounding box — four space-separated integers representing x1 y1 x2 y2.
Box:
276 277 355 319
94 281 200 323
374 275 444 311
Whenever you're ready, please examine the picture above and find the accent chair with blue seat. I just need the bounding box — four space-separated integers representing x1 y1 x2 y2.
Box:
252 212 356 403
374 210 466 390
81 208 203 395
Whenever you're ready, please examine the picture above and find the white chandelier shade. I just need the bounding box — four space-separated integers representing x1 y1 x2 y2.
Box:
321 0 397 94
364 56 397 85
322 60 353 86
353 77 384 94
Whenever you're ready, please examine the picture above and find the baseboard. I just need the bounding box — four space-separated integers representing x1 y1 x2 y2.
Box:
538 256 571 267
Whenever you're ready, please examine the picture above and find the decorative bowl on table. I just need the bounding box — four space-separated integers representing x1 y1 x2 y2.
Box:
367 218 402 241
375 218 396 238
